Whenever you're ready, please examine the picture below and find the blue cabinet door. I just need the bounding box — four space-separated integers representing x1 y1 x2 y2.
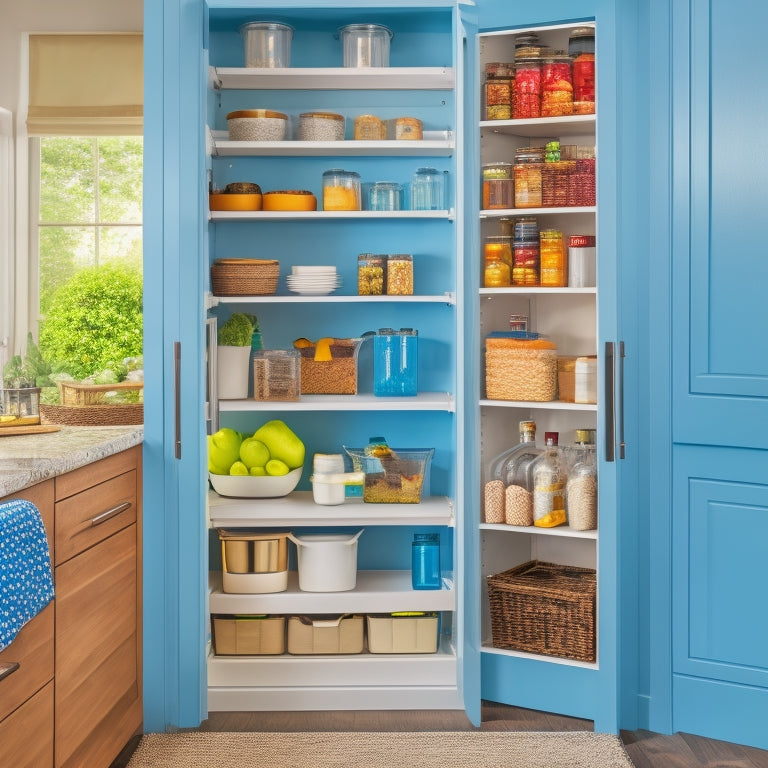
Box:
652 0 768 750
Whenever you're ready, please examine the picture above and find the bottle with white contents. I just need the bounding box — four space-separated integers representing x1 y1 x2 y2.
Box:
532 432 567 528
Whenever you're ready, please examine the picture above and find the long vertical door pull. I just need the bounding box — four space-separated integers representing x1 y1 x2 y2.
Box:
174 341 181 459
605 341 616 462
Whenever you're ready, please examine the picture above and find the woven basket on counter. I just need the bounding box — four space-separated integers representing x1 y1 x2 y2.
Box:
40 379 144 426
487 560 596 662
484 334 557 401
211 258 279 296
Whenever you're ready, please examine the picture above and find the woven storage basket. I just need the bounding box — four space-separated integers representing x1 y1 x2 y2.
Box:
485 334 557 401
487 560 596 662
40 403 143 426
58 380 143 406
298 338 361 395
211 258 279 296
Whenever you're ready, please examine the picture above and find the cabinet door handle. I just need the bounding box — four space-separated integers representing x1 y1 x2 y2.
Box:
90 501 132 527
174 341 182 459
618 341 626 460
0 662 20 683
605 341 616 462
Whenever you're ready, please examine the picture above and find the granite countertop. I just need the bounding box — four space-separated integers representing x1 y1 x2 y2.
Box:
0 425 144 497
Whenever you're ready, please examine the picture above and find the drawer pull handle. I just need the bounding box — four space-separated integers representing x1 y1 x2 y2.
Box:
90 501 132 527
0 662 20 683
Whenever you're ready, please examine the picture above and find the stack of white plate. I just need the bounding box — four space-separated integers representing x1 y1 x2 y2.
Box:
286 265 342 295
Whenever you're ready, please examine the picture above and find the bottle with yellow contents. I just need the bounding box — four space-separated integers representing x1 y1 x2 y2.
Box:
483 238 512 287
532 431 567 527
322 169 361 211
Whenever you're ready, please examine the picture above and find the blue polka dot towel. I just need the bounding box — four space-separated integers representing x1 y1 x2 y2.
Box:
0 499 55 652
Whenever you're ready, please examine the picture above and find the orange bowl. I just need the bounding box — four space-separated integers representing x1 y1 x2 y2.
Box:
263 190 318 212
209 193 263 211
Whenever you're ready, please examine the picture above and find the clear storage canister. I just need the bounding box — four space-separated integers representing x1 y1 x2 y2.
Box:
386 254 414 295
369 181 402 211
484 62 514 121
240 21 293 68
410 167 445 211
340 23 393 67
512 55 541 119
484 237 512 287
322 169 361 211
373 327 418 397
358 253 385 295
539 229 567 286
569 27 596 112
513 147 544 208
482 162 514 210
541 53 574 117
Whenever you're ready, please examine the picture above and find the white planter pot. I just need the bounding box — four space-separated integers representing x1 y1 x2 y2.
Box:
217 345 251 399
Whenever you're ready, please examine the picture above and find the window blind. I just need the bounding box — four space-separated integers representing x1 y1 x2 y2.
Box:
27 33 143 136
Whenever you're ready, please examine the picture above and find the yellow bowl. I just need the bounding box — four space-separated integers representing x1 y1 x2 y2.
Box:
209 193 263 211
262 190 318 212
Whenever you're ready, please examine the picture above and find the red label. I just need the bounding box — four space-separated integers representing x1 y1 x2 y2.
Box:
568 235 596 247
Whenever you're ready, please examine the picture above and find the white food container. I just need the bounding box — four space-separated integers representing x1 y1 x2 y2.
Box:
288 530 363 592
226 109 288 141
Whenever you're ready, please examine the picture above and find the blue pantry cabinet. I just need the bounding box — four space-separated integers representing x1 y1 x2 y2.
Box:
144 0 768 751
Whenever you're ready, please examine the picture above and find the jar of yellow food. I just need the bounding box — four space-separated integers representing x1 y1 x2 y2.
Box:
322 169 361 211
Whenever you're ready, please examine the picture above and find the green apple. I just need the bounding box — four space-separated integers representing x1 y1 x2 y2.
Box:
207 427 243 474
265 459 290 476
229 461 249 476
252 420 305 470
249 466 267 476
239 437 270 469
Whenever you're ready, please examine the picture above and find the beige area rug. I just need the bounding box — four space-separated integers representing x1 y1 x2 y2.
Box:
126 730 635 768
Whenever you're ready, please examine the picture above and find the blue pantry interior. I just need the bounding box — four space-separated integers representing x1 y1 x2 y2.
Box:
142 0 768 751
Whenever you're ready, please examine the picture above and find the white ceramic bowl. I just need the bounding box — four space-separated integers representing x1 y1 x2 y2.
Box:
209 466 303 498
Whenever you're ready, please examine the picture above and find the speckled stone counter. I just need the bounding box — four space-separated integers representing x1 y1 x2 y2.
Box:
0 425 143 497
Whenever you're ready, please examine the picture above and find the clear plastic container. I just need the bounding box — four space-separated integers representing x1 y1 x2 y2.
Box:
386 254 413 295
539 229 567 287
240 22 293 68
322 169 361 211
567 447 597 531
482 162 514 209
369 181 402 211
513 147 544 208
532 431 567 527
412 533 441 590
340 23 393 67
373 328 418 396
410 167 445 211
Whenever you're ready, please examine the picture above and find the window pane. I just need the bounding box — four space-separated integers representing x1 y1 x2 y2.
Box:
99 226 142 272
40 137 96 223
39 226 95 314
98 137 143 223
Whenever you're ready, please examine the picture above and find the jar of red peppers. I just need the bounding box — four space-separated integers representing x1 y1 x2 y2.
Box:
484 62 514 121
482 162 514 209
541 53 573 117
569 27 595 113
512 55 541 119
539 229 567 287
513 146 544 208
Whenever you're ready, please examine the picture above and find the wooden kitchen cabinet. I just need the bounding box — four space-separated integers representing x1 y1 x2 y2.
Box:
54 445 142 768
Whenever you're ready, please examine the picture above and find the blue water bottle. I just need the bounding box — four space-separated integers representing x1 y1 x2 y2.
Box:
412 533 441 590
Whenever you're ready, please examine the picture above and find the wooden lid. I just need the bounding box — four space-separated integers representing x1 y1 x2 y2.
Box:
226 109 287 120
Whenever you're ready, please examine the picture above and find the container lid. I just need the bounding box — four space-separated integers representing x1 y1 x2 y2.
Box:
239 21 294 34
574 428 597 444
338 23 393 39
226 109 287 120
300 111 345 122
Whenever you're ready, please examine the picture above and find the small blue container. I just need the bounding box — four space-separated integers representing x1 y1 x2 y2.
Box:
373 328 418 397
412 533 441 590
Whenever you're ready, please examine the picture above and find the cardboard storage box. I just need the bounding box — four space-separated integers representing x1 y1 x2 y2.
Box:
212 615 285 655
366 613 439 654
286 614 364 654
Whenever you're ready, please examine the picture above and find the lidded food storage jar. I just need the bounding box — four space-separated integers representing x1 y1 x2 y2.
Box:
569 27 596 112
226 109 288 141
358 253 385 295
369 181 402 211
373 327 418 396
386 254 414 295
482 162 514 210
513 55 542 119
340 23 393 67
512 217 540 286
298 112 345 141
532 432 567 528
513 146 544 208
540 52 574 117
410 167 445 210
539 228 567 286
484 62 514 121
322 169 361 210
240 22 294 68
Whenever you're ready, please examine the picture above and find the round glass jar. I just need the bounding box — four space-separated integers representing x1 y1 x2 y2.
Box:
369 181 402 211
322 169 361 211
482 162 514 209
513 147 544 208
484 62 513 121
541 53 574 117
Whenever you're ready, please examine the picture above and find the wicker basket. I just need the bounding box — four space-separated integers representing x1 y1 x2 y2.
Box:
211 258 279 296
298 338 362 395
40 403 143 426
485 335 557 401
487 560 596 662
58 380 143 406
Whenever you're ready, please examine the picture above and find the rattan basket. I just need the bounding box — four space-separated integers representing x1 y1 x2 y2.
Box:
484 334 557 401
40 402 143 426
487 560 596 662
211 258 279 296
58 380 143 406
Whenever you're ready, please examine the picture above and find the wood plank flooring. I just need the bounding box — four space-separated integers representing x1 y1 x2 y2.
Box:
110 702 768 767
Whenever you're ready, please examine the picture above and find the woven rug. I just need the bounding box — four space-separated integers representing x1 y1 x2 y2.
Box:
126 730 635 767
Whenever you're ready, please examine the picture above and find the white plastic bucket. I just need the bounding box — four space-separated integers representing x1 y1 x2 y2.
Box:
288 530 363 592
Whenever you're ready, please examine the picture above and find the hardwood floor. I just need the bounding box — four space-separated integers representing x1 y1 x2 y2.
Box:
111 702 768 767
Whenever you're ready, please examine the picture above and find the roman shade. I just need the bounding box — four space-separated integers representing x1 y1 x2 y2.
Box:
27 33 143 136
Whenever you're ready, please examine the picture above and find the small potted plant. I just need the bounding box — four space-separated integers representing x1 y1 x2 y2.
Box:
217 313 257 399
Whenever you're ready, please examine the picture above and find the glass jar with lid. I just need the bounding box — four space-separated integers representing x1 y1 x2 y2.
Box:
358 254 385 295
512 55 541 119
483 239 511 288
569 27 596 112
482 162 514 210
540 52 574 117
532 431 567 527
369 181 402 211
566 428 597 531
539 229 567 286
513 147 544 208
322 169 361 211
484 62 514 121
386 254 414 295
410 167 445 210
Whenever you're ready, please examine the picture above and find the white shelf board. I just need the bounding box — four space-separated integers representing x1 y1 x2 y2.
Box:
210 209 455 222
479 287 596 296
480 643 598 670
479 399 598 412
480 114 596 138
480 206 595 218
208 490 455 528
209 570 456 614
210 293 456 306
218 392 455 412
480 522 598 540
207 642 457 689
214 66 455 91
212 132 454 157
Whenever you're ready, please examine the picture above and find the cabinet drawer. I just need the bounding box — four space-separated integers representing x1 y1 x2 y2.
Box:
55 469 137 565
0 680 54 767
55 446 140 501
0 603 54 723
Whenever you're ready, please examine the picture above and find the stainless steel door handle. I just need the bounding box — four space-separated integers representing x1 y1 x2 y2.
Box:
174 341 181 459
605 341 615 462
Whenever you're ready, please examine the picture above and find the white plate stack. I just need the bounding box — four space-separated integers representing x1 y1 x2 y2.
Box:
286 265 342 295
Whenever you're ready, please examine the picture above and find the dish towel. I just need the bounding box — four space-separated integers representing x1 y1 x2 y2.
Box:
0 499 55 652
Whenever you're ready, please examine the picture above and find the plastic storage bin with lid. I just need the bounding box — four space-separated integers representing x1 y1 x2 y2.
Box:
339 23 393 67
240 22 293 68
